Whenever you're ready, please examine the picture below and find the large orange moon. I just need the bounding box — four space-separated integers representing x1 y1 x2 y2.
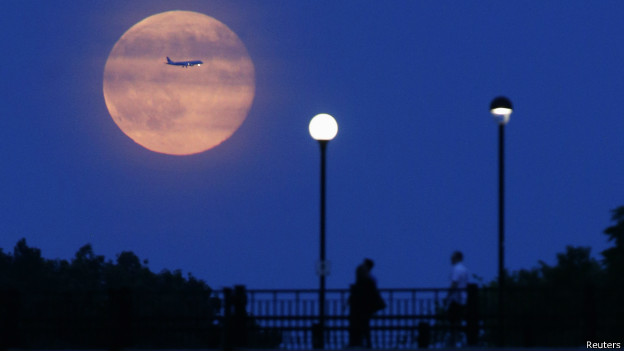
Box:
103 11 255 155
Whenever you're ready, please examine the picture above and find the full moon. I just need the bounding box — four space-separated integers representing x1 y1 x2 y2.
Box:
103 11 255 155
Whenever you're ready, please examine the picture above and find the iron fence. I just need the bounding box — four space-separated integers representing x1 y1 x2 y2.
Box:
215 286 480 349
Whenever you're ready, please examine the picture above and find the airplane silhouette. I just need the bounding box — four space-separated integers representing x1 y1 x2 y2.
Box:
165 57 203 67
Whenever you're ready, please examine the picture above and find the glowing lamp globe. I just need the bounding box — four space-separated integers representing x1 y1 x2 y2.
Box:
490 96 513 125
309 114 338 141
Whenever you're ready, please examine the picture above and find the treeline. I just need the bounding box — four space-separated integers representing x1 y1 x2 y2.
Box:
0 240 222 348
0 239 212 293
479 206 624 346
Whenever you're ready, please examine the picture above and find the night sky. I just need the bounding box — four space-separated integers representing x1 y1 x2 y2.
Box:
2 1 623 290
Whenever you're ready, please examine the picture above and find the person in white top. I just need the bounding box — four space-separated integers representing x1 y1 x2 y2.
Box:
449 251 469 304
447 251 469 347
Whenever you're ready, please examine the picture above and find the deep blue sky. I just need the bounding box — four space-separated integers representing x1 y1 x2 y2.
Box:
2 1 623 290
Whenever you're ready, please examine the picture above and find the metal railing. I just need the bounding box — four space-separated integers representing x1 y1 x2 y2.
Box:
216 286 478 349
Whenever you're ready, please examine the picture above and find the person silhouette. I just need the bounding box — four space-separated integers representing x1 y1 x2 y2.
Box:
348 258 386 348
446 251 469 347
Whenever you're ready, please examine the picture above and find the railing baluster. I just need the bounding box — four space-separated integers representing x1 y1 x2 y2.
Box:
272 291 277 329
303 299 308 349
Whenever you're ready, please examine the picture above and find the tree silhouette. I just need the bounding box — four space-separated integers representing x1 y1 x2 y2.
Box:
601 206 624 281
599 206 624 337
0 239 221 348
479 206 624 347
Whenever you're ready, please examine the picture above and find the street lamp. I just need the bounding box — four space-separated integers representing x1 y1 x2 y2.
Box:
309 113 338 349
490 96 512 347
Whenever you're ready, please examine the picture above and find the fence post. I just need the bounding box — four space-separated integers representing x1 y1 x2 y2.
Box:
466 283 479 346
233 285 248 347
417 321 430 348
312 322 322 349
222 288 233 351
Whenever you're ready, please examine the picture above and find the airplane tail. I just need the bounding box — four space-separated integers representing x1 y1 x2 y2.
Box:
166 57 173 64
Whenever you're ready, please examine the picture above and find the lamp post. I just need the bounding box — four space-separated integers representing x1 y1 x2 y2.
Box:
309 113 338 349
490 96 513 347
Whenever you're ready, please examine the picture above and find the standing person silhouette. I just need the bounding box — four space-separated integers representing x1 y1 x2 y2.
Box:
446 251 469 347
348 258 386 348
